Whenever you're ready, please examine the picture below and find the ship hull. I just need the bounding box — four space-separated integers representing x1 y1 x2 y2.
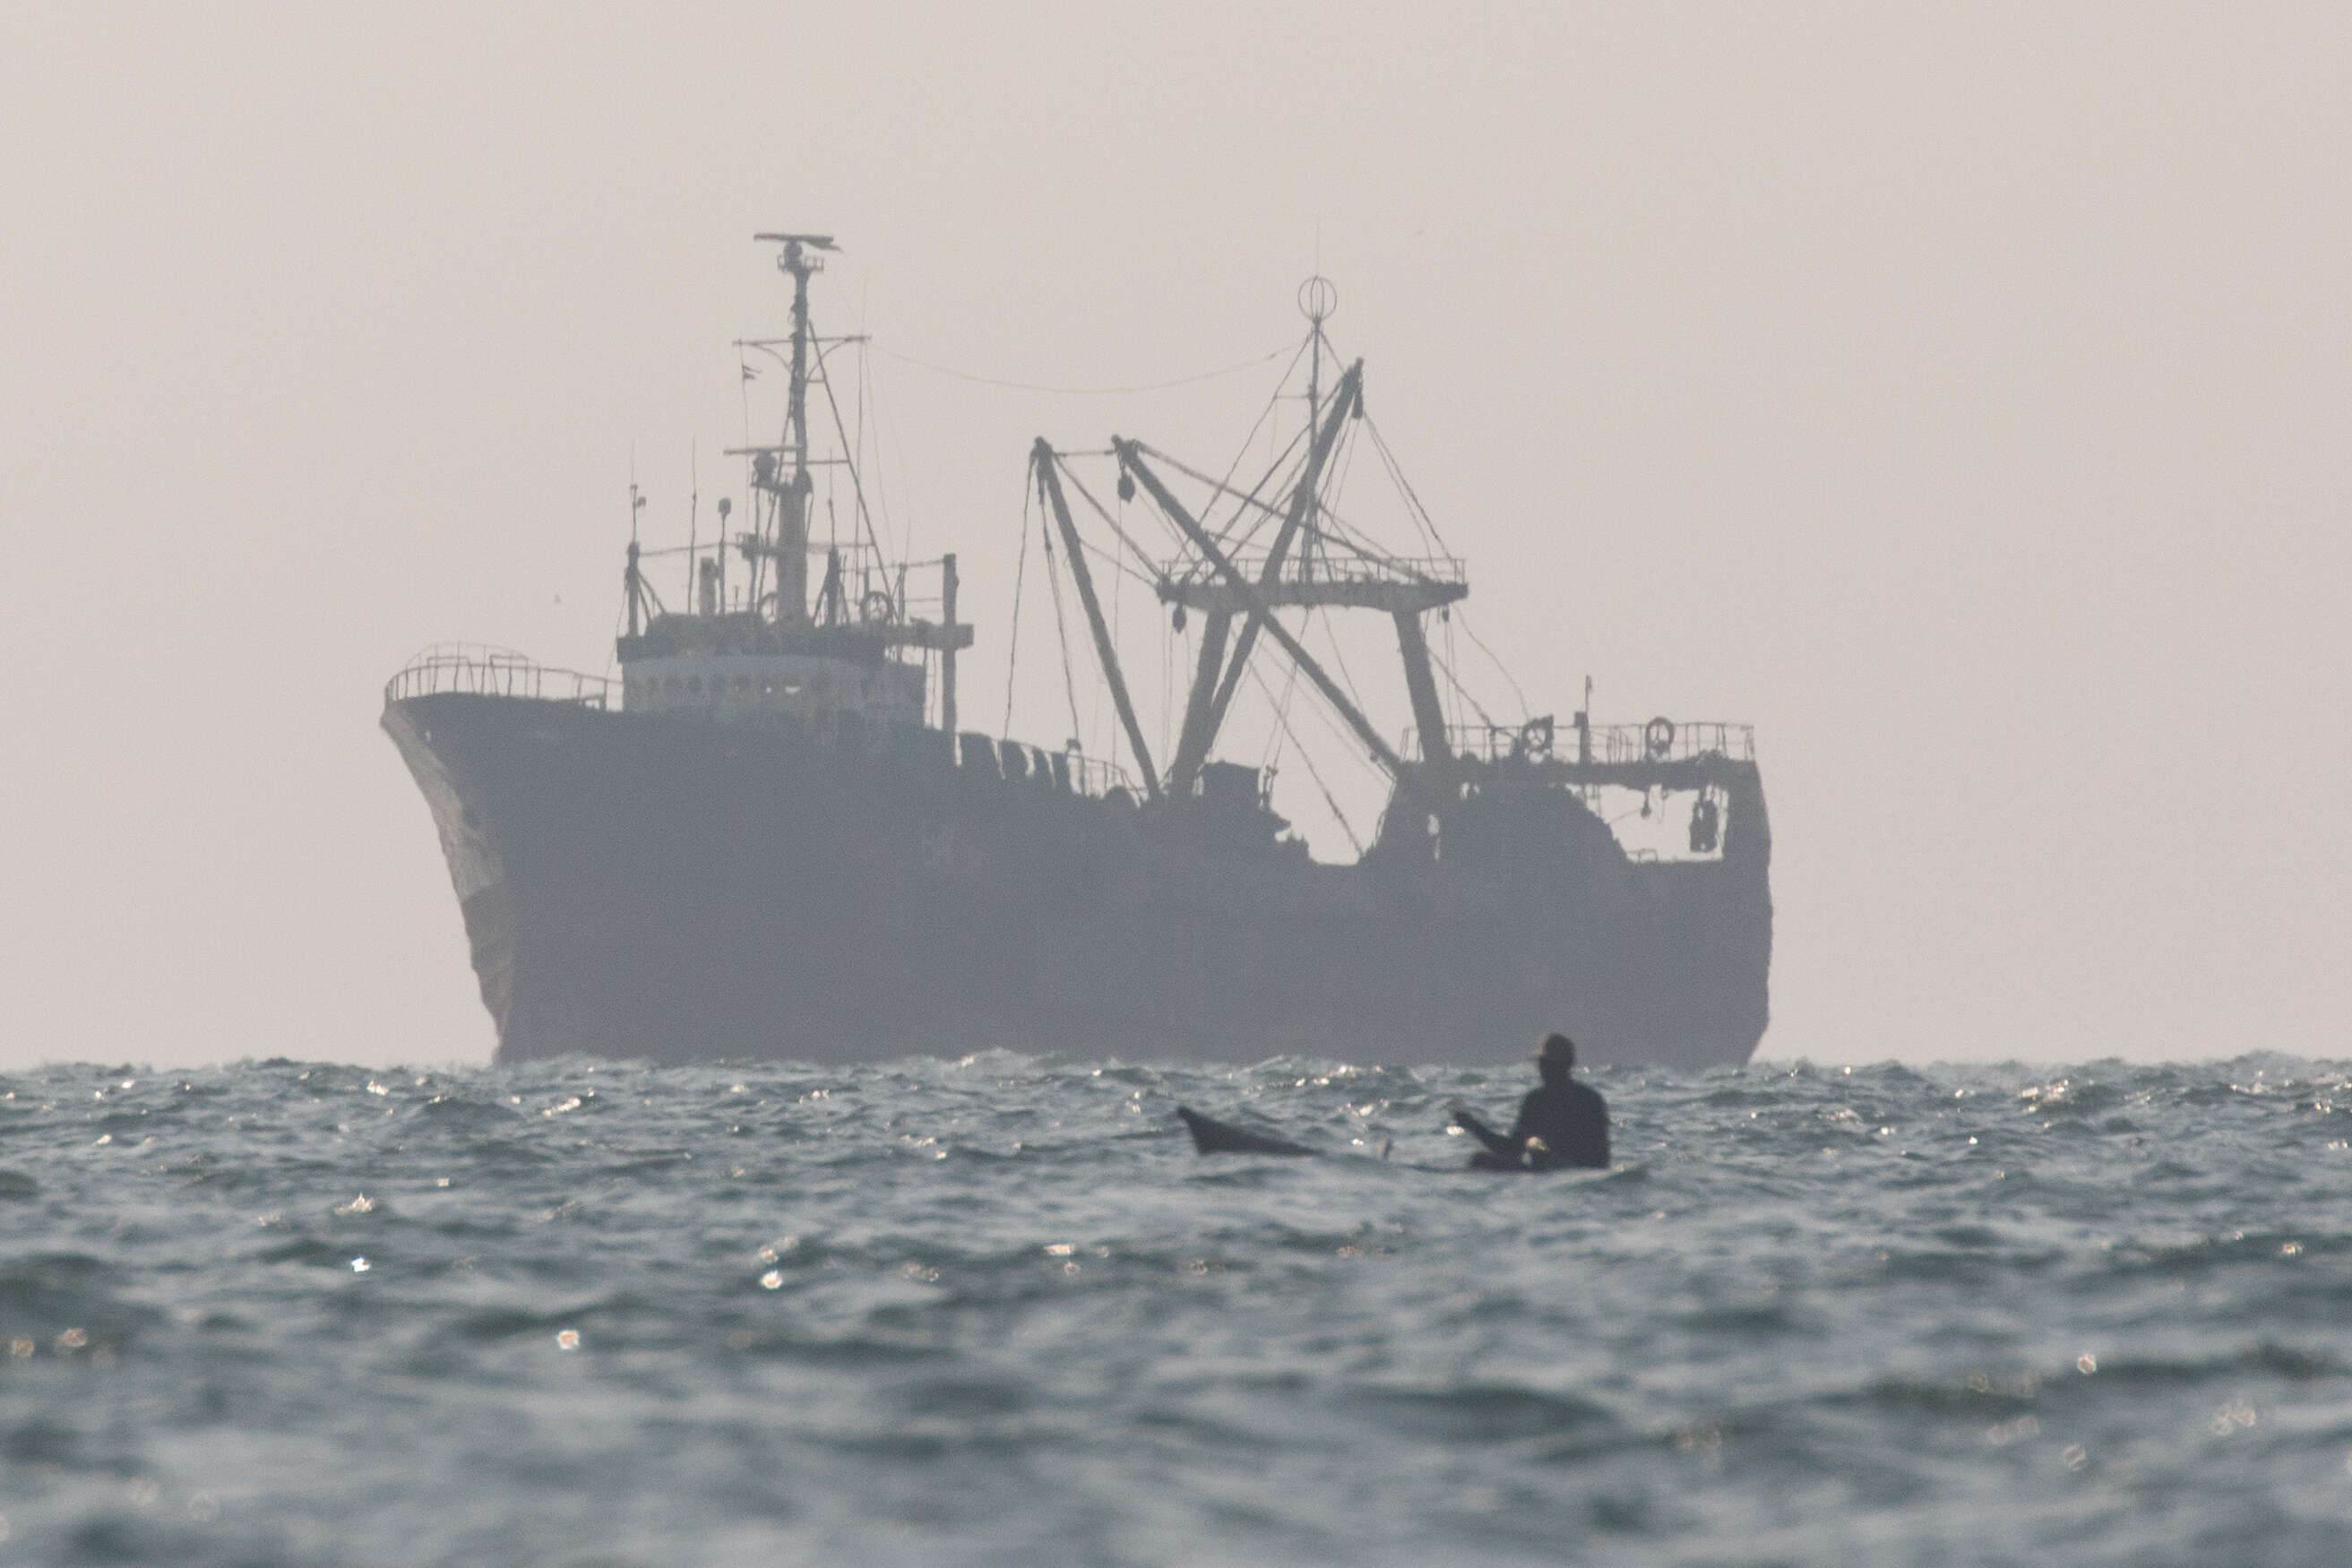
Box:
384 694 1772 1069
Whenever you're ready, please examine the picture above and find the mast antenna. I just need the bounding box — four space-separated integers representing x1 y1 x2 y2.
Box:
1298 274 1337 434
624 475 649 636
685 440 698 607
1297 276 1338 573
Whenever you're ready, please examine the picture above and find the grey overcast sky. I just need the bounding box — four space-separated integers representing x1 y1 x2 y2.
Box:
4 2 2347 1068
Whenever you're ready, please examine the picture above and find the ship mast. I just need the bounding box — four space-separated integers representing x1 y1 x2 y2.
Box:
754 232 834 625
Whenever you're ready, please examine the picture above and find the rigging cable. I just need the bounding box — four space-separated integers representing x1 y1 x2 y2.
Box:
1271 633 1391 792
874 341 1295 396
811 342 893 574
1003 467 1034 737
1139 431 1309 541
1259 654 1301 773
1454 614 1529 719
1210 430 1311 557
1125 334 1312 560
1315 603 1377 749
1428 642 1502 730
1443 605 1462 734
1055 459 1176 590
1038 493 1087 747
858 340 909 570
1364 416 1450 554
1364 414 1441 562
1359 414 1530 719
1098 487 1125 763
850 289 910 567
1238 654 1365 858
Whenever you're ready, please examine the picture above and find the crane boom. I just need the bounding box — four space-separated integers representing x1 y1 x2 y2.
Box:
1116 439 1410 786
1032 440 1161 799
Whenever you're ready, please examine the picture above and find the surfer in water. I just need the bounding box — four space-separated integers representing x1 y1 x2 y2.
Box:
1452 1034 1610 1171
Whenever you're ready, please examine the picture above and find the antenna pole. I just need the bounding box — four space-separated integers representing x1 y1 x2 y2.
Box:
625 480 648 638
941 552 960 736
783 243 812 623
1303 276 1332 435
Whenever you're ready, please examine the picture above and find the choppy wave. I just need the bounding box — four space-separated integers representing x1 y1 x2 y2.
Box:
1 1053 2349 1564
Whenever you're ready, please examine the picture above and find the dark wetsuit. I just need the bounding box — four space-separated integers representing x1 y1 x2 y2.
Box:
1512 1081 1610 1169
1465 1080 1610 1170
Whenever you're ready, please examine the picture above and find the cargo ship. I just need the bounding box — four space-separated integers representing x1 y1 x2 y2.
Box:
383 236 1771 1067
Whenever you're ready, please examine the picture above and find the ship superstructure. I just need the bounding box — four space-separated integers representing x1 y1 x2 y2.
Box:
383 237 1770 1067
614 234 971 736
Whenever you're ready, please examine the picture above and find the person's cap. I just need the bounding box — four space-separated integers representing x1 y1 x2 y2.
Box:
1535 1033 1575 1065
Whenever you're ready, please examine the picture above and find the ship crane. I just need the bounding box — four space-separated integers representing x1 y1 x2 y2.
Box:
1030 289 1469 825
1161 360 1362 799
1114 435 1417 792
1032 441 1163 800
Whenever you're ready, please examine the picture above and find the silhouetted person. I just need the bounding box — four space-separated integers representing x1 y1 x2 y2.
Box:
1453 1034 1610 1171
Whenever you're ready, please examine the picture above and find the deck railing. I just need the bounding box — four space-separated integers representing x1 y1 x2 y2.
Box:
1588 720 1754 765
383 644 615 709
1059 749 1138 800
384 644 1152 798
1410 717 1757 766
1162 552 1466 592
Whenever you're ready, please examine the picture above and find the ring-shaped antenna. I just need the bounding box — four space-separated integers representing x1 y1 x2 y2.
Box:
1297 275 1338 325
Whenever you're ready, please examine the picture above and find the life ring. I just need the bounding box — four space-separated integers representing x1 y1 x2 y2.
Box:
1644 716 1676 760
860 589 898 625
1518 716 1555 762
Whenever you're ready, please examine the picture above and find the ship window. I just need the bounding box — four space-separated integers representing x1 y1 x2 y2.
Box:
734 675 751 694
663 676 681 696
688 675 703 695
761 679 777 701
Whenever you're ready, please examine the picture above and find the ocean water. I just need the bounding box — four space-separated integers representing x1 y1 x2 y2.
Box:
3 1054 2349 1566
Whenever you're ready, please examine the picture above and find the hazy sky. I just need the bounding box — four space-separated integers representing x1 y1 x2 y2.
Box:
4 2 2347 1069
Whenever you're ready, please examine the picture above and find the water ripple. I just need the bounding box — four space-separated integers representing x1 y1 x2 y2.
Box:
0 1053 2347 1564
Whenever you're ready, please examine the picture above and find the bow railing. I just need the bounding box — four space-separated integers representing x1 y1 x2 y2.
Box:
383 645 615 709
